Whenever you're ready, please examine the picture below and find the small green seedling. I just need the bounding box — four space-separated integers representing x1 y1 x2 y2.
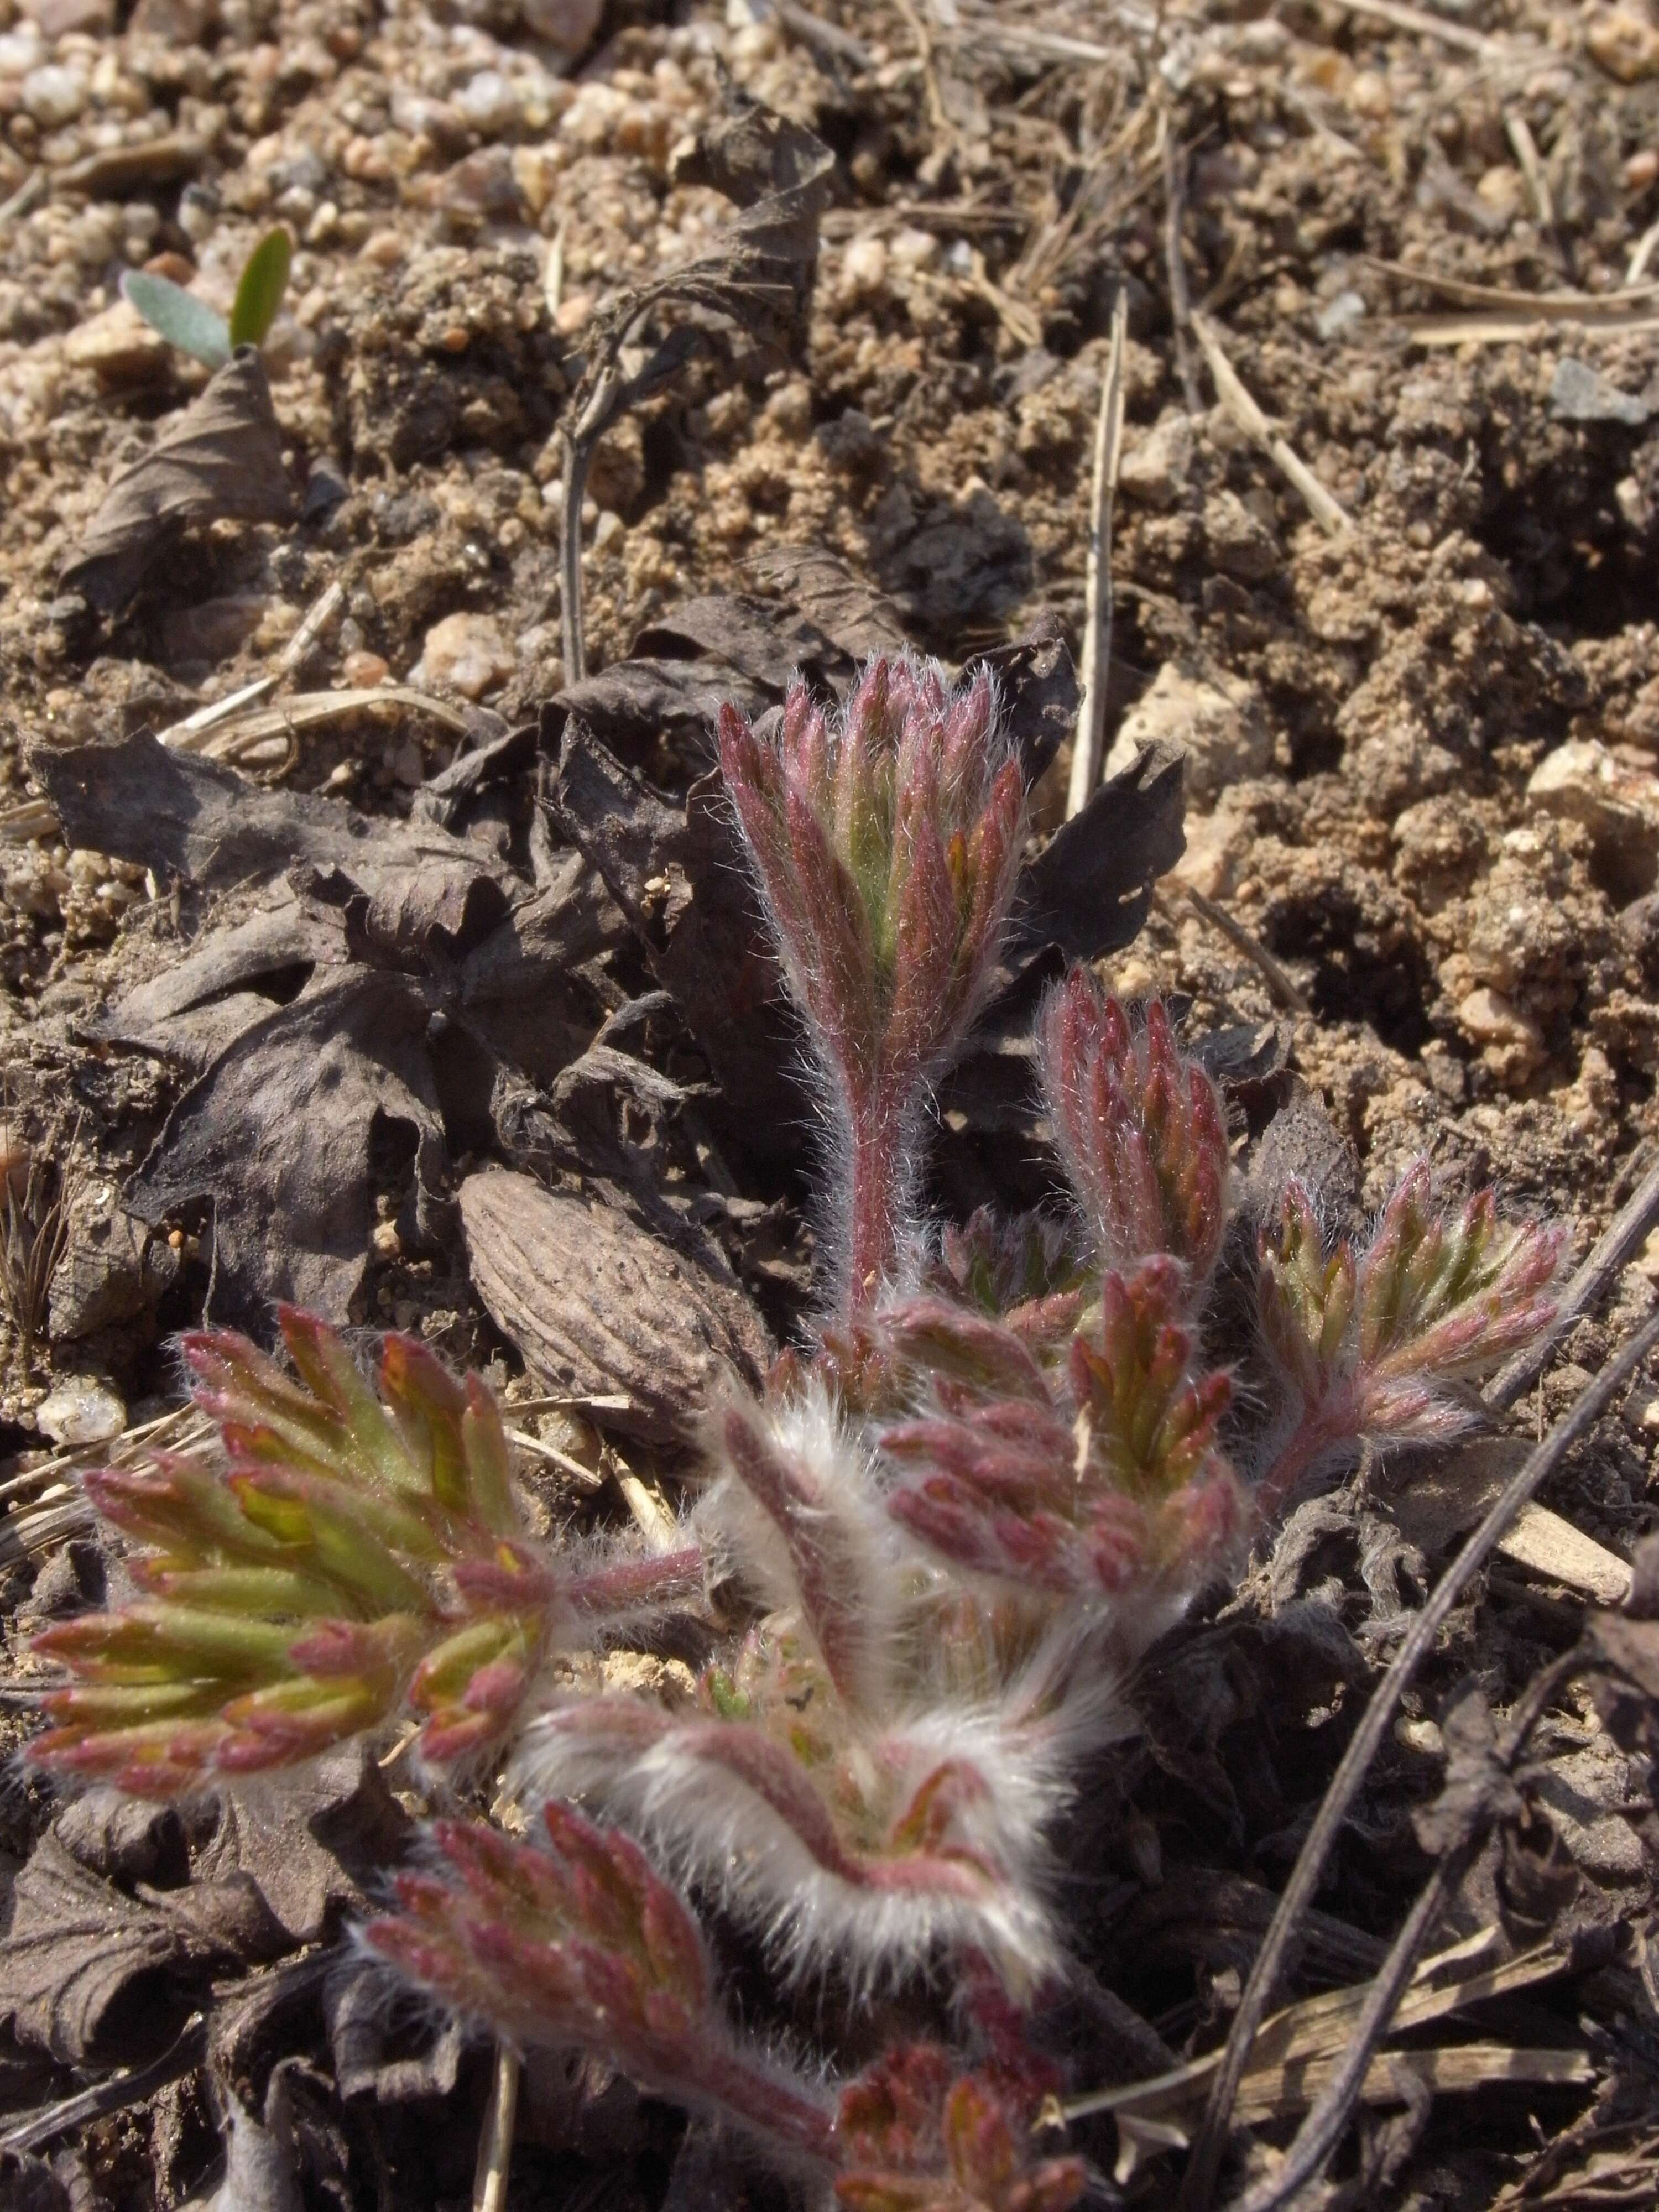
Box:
122 223 293 371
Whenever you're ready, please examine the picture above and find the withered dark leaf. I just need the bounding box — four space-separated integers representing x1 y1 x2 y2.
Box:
191 1746 411 1948
630 592 851 695
27 727 492 908
0 2151 65 2212
1589 1609 1659 1701
552 729 808 1160
408 715 540 835
0 1829 222 2065
1411 1683 1524 1858
564 98 831 498
61 351 296 612
1625 1532 1659 1619
124 969 448 1328
548 655 773 767
197 2062 307 2212
460 1168 771 1444
499 1040 729 1266
743 543 907 664
85 888 349 1077
324 1959 466 2105
1241 1074 1362 1229
962 613 1079 785
1013 738 1185 962
53 1788 185 1888
629 96 833 358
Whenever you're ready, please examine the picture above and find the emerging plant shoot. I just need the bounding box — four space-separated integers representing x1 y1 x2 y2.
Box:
29 653 1566 2208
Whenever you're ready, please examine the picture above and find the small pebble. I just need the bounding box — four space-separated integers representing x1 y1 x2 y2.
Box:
455 69 521 136
23 64 88 126
419 611 515 700
37 1375 126 1448
840 234 889 301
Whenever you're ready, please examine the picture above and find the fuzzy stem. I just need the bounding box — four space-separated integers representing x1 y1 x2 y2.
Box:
566 1546 705 1619
690 2046 838 2170
842 1086 910 1318
1254 1405 1356 1523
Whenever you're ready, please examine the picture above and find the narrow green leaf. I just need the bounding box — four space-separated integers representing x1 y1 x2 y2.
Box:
121 270 232 370
227 225 293 351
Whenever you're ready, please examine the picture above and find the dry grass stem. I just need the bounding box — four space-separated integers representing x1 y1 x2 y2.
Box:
1177 1313 1659 2210
1176 885 1312 1016
1322 0 1509 60
471 2044 520 2212
1191 312 1352 538
1066 288 1128 822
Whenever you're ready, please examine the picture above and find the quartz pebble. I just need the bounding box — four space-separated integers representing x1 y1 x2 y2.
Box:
37 1375 127 1448
840 235 889 301
1587 6 1659 82
520 0 603 53
1119 409 1194 508
1528 739 1659 888
1458 987 1546 1079
64 301 169 385
419 612 515 700
22 63 88 126
456 70 522 137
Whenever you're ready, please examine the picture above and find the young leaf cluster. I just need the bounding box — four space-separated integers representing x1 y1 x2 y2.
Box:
123 223 292 372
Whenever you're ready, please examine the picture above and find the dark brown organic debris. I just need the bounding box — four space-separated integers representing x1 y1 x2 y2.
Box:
60 351 296 613
124 969 448 1327
0 1828 231 2067
559 96 833 676
1013 737 1186 962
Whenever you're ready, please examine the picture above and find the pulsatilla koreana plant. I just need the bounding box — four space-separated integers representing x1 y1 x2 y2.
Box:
29 653 1567 2208
718 658 1024 1311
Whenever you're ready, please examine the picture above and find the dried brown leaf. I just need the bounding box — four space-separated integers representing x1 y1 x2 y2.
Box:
61 351 295 612
124 969 448 1328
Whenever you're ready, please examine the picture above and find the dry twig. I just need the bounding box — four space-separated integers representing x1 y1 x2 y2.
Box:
0 1115 78 1374
1227 1644 1593 2212
1503 115 1555 233
1161 124 1202 416
1486 1147 1659 1411
1322 0 1507 60
1178 1311 1659 2211
1177 885 1311 1016
472 2043 520 2212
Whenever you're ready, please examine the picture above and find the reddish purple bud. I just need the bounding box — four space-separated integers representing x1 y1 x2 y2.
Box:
27 1313 692 1796
880 1259 1243 1608
364 1806 835 2166
719 658 1027 1314
834 2046 1086 2212
1037 972 1229 1297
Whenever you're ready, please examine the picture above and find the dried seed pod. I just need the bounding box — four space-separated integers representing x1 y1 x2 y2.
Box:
460 1171 771 1444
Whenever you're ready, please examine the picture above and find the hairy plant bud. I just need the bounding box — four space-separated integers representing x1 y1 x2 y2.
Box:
881 1259 1243 1616
834 2043 1086 2212
1037 972 1229 1298
719 657 1026 1314
1256 1162 1568 1507
30 1310 701 1793
364 1803 837 2168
